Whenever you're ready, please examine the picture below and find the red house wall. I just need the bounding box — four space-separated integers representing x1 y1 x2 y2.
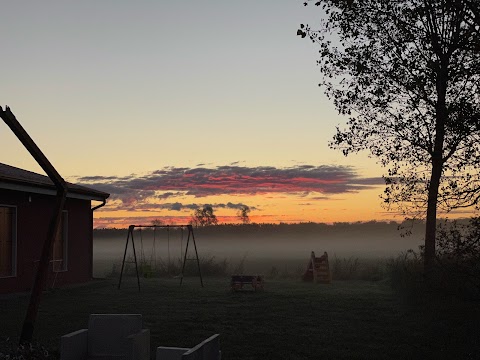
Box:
0 188 93 294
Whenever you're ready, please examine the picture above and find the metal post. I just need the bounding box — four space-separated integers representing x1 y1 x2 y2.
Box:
180 227 183 259
167 225 170 268
131 228 141 292
153 226 156 269
180 228 190 286
118 225 132 289
118 226 140 292
190 226 203 287
180 225 203 287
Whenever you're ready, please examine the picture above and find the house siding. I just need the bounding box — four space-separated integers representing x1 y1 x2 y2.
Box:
0 188 93 294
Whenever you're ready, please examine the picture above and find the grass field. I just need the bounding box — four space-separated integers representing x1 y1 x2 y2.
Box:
1 277 479 360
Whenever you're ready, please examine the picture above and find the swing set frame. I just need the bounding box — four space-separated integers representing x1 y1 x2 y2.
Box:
118 224 203 291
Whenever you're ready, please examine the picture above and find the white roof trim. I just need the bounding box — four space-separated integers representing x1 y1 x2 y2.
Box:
0 181 106 201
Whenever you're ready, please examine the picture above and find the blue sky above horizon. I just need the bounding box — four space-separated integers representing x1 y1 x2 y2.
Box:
0 1 420 226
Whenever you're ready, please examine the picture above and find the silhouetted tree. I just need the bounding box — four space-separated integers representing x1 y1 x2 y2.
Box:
151 218 165 226
191 205 218 226
299 0 480 270
237 205 251 224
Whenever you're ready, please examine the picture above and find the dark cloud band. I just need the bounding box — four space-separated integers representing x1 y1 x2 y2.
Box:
78 164 381 193
74 164 383 207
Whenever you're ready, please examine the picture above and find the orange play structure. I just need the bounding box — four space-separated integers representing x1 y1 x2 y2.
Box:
302 251 331 284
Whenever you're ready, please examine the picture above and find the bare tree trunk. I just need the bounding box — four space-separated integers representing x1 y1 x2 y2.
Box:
424 55 448 271
424 158 442 270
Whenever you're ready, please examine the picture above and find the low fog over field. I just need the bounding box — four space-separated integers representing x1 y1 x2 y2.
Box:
93 222 424 277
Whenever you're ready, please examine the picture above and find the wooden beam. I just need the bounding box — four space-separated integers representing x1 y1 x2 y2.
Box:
20 190 66 342
0 106 65 189
0 106 67 344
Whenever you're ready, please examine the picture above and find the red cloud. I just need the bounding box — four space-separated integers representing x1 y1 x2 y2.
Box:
76 164 384 205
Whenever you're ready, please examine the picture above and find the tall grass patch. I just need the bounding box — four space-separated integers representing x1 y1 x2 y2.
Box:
387 218 480 301
108 255 229 278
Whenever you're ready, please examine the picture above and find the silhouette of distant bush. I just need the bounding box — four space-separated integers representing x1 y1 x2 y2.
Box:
388 219 480 300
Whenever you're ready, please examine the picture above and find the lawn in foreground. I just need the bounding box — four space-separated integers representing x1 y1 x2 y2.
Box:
1 277 479 359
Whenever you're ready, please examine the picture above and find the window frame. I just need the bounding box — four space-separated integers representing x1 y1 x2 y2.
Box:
52 210 68 272
0 204 17 278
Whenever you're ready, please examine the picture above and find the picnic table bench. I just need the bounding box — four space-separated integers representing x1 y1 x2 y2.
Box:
230 275 264 292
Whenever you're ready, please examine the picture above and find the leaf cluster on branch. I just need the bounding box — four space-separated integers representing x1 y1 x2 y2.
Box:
299 0 480 217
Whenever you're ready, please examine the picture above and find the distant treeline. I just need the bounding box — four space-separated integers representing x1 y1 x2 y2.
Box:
93 219 476 238
93 220 468 240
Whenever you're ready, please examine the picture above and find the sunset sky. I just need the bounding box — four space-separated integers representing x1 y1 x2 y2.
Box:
0 1 447 227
